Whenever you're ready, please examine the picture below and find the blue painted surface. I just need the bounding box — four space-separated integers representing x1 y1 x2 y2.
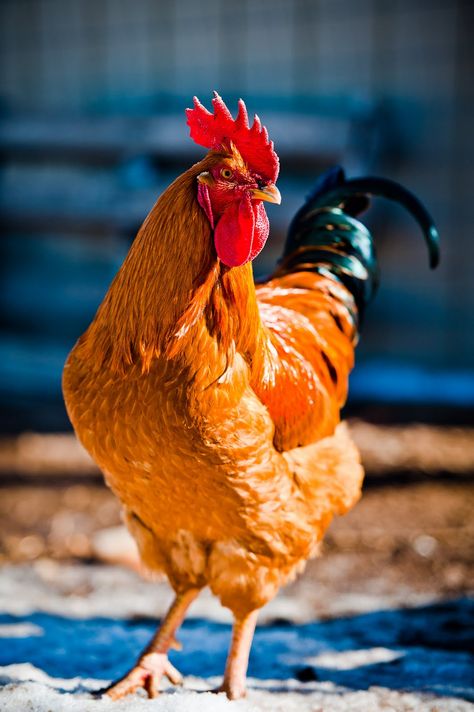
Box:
350 362 474 406
0 600 472 700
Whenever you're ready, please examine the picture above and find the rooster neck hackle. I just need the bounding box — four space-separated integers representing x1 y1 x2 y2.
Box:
80 154 262 376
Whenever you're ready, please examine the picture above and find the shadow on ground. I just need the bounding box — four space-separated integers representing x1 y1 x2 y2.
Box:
0 599 472 701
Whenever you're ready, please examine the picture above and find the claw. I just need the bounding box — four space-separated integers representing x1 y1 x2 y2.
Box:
104 652 183 701
162 658 183 686
169 635 183 651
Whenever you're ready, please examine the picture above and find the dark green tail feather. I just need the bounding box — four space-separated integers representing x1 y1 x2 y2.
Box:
280 167 440 323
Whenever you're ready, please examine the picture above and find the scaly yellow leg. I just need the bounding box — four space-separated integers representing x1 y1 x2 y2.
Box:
105 587 201 700
220 610 259 700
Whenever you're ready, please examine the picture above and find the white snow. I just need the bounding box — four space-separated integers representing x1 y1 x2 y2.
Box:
0 561 434 623
301 647 405 670
0 623 43 638
0 664 472 712
0 562 317 623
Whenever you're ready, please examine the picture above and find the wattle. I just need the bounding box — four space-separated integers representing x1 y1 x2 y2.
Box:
214 194 269 268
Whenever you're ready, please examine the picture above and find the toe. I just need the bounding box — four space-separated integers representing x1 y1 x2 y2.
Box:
164 659 183 686
143 673 159 699
105 674 142 701
103 654 183 700
219 681 247 700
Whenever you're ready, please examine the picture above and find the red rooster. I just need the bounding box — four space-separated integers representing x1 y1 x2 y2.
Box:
63 93 438 700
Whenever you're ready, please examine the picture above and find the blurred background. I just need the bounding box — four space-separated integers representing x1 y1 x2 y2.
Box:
1 0 474 432
0 0 473 653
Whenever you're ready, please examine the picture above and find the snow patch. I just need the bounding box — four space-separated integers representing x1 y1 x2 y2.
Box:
0 623 43 638
304 647 405 670
0 672 471 712
0 562 435 623
0 562 314 623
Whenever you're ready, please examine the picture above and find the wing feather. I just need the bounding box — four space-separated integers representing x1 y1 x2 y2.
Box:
252 272 356 451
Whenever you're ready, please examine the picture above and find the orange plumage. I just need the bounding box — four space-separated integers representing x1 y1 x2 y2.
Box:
62 95 438 700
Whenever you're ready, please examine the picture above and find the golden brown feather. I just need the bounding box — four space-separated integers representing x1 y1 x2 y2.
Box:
63 151 363 699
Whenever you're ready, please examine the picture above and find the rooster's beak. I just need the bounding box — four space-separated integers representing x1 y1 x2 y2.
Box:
197 171 214 187
250 184 281 205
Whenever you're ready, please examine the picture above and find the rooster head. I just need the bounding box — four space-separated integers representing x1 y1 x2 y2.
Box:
186 93 281 268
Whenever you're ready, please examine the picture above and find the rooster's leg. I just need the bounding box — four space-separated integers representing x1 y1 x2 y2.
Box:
219 610 259 700
104 587 200 700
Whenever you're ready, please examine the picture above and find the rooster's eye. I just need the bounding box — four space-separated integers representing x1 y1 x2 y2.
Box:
220 168 233 180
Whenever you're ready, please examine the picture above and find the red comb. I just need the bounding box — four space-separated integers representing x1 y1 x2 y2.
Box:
186 92 279 183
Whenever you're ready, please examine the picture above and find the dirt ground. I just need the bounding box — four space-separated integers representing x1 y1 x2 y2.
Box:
1 479 472 611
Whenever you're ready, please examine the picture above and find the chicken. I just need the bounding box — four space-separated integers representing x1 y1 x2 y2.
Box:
62 93 439 700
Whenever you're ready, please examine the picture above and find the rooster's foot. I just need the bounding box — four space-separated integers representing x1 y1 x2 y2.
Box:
215 680 247 700
104 652 183 700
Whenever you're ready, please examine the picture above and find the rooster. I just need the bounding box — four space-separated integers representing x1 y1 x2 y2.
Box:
63 93 439 700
